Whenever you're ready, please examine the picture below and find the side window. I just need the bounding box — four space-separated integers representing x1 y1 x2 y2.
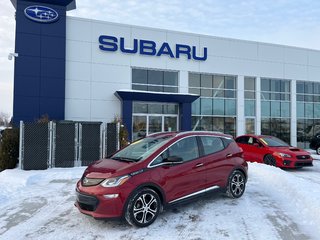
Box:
150 137 199 166
168 137 199 162
200 136 225 155
236 136 249 144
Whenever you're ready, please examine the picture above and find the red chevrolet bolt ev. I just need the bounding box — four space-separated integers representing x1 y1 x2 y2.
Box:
75 131 248 227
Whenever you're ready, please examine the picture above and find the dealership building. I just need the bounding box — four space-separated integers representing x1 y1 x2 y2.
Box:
10 0 320 147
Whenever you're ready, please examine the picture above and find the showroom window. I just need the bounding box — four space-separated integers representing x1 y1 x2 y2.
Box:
244 77 256 134
261 78 291 143
132 69 178 93
296 81 320 148
189 73 237 137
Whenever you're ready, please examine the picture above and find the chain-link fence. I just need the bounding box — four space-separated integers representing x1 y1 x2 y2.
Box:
19 121 119 170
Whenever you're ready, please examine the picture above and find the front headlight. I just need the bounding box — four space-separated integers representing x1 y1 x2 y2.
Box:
82 177 104 186
277 153 292 158
100 175 130 188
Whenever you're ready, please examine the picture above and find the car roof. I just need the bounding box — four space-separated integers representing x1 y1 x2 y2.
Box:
236 134 275 139
147 131 232 139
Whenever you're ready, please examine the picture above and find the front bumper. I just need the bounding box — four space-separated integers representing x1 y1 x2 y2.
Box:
281 159 313 168
75 184 126 219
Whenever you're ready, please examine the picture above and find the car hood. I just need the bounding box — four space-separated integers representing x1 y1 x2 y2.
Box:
84 158 135 179
268 146 310 155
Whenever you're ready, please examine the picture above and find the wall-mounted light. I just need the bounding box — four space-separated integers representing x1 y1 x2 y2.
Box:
8 53 18 60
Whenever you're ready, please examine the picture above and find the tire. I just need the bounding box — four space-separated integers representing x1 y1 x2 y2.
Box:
264 154 276 167
125 188 161 227
226 170 246 198
317 146 320 155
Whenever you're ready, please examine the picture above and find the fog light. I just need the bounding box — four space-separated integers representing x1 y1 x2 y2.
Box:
283 160 291 166
103 194 119 199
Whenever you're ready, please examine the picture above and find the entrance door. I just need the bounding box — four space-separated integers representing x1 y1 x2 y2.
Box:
132 115 178 141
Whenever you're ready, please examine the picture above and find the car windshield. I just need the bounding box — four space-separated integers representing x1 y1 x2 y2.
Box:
259 137 289 147
111 135 173 162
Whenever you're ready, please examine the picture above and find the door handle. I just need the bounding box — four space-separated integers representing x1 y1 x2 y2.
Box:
195 163 204 168
226 153 233 158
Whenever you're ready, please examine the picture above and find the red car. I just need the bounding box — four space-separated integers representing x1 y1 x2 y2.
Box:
75 131 248 227
235 134 313 168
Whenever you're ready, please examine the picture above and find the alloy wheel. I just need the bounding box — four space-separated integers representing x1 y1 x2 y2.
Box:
133 193 158 224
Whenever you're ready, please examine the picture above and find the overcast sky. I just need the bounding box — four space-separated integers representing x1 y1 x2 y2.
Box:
1 0 320 116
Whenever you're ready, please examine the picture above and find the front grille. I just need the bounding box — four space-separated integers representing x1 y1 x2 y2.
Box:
296 155 311 160
295 162 313 167
77 192 99 211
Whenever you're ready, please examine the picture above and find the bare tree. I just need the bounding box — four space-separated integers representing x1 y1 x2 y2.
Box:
0 112 10 127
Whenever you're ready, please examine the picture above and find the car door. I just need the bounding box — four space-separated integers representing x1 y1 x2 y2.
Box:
198 136 229 188
154 136 207 203
235 136 251 161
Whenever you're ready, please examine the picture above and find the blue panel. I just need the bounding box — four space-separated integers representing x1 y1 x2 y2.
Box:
14 76 40 97
15 33 41 57
122 100 133 141
39 97 65 120
40 58 65 78
40 77 65 98
115 91 199 103
180 103 192 131
12 0 69 124
13 96 40 121
15 56 41 77
41 35 65 59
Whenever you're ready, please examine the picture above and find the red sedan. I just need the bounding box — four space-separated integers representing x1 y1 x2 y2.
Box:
235 135 313 168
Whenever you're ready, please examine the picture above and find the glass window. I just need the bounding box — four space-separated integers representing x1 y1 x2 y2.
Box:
297 102 304 118
201 117 213 131
213 99 224 115
244 77 255 91
189 88 200 95
201 98 213 115
164 72 178 86
270 79 281 92
132 84 147 91
245 100 255 116
201 88 212 97
213 117 224 132
225 90 236 98
271 101 281 117
245 119 255 134
148 70 163 85
261 101 270 117
192 99 201 115
163 104 178 114
132 69 147 84
225 76 236 89
261 79 270 91
148 104 163 114
200 136 225 155
167 137 199 162
314 103 320 118
189 73 200 87
245 92 255 99
296 82 304 93
148 85 163 92
304 82 313 94
133 103 148 113
225 99 236 115
201 75 213 88
281 102 290 118
213 75 224 89
225 118 236 137
305 103 313 118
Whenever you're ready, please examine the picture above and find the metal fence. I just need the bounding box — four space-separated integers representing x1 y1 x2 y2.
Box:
19 121 119 170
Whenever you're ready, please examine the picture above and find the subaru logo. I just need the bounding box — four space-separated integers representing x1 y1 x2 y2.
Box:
24 5 59 23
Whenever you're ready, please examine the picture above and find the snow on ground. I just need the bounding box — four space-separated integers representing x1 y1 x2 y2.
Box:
0 156 320 240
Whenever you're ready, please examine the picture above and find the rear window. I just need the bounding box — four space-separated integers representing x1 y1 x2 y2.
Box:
200 136 225 155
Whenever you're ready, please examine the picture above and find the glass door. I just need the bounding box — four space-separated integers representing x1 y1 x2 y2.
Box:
132 114 179 141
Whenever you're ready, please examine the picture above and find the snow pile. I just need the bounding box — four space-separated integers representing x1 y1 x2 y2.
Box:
0 160 320 239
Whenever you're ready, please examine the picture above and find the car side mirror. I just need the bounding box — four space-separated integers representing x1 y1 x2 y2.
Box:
253 143 261 148
163 156 183 164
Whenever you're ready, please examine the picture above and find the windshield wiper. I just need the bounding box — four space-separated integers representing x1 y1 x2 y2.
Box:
111 156 140 162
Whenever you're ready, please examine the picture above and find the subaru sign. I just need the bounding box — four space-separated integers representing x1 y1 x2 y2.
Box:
99 35 208 61
24 6 59 23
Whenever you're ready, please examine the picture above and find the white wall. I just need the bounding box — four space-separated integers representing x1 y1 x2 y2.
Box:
65 16 320 128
